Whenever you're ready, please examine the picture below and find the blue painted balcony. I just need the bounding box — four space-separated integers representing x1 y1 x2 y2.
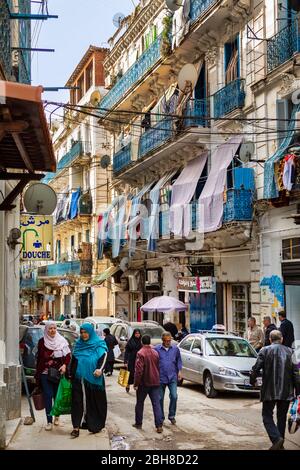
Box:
184 98 208 127
20 275 41 290
43 142 83 184
113 143 132 174
267 20 300 73
138 118 173 159
190 0 218 22
0 1 12 79
223 168 255 222
37 259 92 277
100 36 162 115
213 78 245 119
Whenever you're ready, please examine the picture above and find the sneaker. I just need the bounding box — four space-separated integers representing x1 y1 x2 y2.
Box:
269 438 284 450
156 426 163 433
132 423 142 429
53 417 59 426
169 418 176 425
45 423 52 431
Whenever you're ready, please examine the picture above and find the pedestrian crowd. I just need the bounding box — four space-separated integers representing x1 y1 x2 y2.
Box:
32 311 299 449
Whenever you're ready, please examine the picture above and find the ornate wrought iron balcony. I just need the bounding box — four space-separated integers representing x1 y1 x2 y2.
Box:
190 0 218 22
0 0 12 79
43 141 83 183
37 260 92 277
138 118 173 159
267 20 300 73
213 78 245 119
184 98 208 127
113 143 132 174
100 36 162 115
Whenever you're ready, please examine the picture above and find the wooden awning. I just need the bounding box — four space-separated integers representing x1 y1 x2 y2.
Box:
0 81 56 210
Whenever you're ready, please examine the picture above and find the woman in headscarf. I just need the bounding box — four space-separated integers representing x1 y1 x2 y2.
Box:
35 322 71 430
124 329 142 393
70 323 108 438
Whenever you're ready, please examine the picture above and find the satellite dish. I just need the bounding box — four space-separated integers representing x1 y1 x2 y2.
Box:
289 0 300 12
24 183 57 215
166 0 183 12
239 141 255 163
119 257 129 272
113 12 125 28
90 90 101 107
178 64 198 92
100 155 111 169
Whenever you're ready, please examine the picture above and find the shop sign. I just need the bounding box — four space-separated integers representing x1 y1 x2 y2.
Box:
21 215 53 261
177 276 216 293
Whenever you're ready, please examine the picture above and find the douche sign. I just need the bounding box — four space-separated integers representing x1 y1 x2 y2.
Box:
21 215 53 261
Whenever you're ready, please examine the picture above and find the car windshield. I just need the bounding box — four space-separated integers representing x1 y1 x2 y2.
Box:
206 338 256 357
138 327 165 339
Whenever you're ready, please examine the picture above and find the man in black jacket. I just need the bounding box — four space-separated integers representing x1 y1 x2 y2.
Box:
263 316 277 347
250 330 300 450
279 311 295 348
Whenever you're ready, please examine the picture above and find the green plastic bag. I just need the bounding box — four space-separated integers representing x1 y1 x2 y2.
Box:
50 376 72 416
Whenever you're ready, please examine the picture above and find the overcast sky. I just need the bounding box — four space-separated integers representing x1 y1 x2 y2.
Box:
31 0 134 105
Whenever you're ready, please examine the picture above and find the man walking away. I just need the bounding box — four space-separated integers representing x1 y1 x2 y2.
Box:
155 332 182 425
246 317 264 352
263 316 277 347
103 328 118 376
250 330 300 450
279 311 295 348
133 335 163 433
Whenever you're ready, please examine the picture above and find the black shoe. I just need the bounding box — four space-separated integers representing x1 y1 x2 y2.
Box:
269 438 284 450
169 418 176 425
70 429 80 438
132 423 142 429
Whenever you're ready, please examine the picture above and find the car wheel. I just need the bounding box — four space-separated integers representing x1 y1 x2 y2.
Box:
204 372 217 398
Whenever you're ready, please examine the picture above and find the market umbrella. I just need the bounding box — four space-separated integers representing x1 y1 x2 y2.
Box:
141 295 187 312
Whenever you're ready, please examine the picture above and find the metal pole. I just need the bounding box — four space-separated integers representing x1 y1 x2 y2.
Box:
19 352 35 422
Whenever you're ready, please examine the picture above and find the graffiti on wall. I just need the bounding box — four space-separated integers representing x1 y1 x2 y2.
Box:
260 276 284 314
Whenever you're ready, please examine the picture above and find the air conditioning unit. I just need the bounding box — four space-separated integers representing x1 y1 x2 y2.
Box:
128 274 138 292
146 270 159 284
105 75 112 89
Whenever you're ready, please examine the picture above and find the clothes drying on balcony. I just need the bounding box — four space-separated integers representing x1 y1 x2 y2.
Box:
172 0 191 49
198 136 242 233
264 103 300 199
147 171 176 252
170 152 208 237
69 188 81 219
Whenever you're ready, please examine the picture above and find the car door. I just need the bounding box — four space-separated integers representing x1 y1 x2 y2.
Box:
178 336 195 381
189 337 204 384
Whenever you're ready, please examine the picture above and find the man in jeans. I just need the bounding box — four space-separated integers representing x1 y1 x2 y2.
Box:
155 332 182 425
133 335 163 433
250 330 300 450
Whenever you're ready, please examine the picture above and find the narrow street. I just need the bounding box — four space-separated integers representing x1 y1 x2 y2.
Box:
105 366 300 451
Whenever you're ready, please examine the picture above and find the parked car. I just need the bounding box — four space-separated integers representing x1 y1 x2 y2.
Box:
84 316 124 337
110 321 173 362
178 333 261 398
19 325 44 384
19 325 78 386
60 319 80 333
40 320 63 328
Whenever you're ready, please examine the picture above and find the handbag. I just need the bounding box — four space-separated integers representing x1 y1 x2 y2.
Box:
117 367 130 387
32 388 45 411
47 367 61 384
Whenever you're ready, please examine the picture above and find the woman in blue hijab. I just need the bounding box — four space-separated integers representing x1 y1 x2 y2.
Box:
70 323 108 438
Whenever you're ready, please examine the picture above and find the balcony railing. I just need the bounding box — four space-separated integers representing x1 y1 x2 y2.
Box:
37 259 92 277
99 35 162 115
213 78 245 119
43 141 83 184
113 143 132 174
267 20 300 73
184 98 208 127
190 0 218 22
139 118 173 159
0 1 12 79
